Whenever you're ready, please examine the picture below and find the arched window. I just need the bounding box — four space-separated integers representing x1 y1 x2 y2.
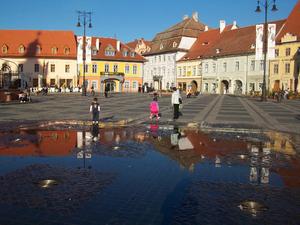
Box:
18 45 25 54
1 44 8 54
36 45 42 54
64 47 70 55
51 46 58 55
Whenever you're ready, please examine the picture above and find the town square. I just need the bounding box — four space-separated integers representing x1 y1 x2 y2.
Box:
0 0 300 224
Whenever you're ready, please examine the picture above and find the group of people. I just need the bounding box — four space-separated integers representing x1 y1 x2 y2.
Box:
89 87 184 125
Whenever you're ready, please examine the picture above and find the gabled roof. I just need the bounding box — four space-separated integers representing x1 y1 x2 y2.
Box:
91 37 145 62
277 0 300 42
0 30 77 58
144 17 207 56
202 20 285 58
126 38 151 50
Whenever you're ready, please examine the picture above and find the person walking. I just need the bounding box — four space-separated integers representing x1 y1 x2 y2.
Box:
90 98 101 124
90 86 95 96
149 94 160 121
171 87 181 120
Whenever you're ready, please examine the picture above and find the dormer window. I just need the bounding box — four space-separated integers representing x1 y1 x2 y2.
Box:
2 44 8 54
51 47 58 55
19 45 25 54
250 44 255 49
160 43 164 50
92 47 98 56
202 42 209 45
36 45 42 54
64 47 70 55
216 48 221 54
130 52 135 57
173 42 177 48
105 45 115 56
123 50 128 57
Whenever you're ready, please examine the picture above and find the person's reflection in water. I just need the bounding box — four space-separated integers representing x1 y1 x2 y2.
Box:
170 125 181 149
91 124 100 142
150 123 161 141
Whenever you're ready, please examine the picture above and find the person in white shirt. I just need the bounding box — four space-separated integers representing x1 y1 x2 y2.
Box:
90 98 101 124
171 87 181 120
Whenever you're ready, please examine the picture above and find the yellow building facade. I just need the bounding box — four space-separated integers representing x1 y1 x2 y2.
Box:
176 59 202 93
269 33 300 92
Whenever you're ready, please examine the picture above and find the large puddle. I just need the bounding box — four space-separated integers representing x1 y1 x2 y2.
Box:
0 124 300 225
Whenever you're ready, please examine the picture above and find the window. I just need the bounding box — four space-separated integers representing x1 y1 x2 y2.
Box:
249 83 255 91
34 64 39 73
50 79 56 86
92 64 97 73
173 42 177 48
124 81 130 88
235 61 240 71
105 64 109 73
92 81 98 89
51 47 58 55
212 63 216 73
123 51 128 57
183 66 186 76
205 64 208 73
260 60 264 70
159 56 161 62
160 43 163 50
105 45 115 56
36 45 41 54
92 49 98 55
168 56 171 61
113 64 118 73
166 82 170 89
178 67 182 76
19 45 25 54
223 62 227 72
18 64 23 72
162 67 165 75
198 65 201 75
64 47 70 55
84 64 88 73
193 66 196 76
130 52 135 57
133 65 137 74
285 63 290 74
50 64 55 72
125 64 130 73
274 64 279 74
65 64 70 73
132 81 137 89
163 55 166 62
250 60 255 71
275 49 279 57
2 44 8 53
286 48 291 56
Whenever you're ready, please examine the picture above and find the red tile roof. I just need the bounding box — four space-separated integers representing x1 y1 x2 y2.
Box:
91 37 145 62
202 20 285 58
0 30 77 59
126 38 151 50
277 0 300 42
178 28 223 61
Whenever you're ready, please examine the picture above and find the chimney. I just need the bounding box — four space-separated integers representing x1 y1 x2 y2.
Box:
232 20 238 30
116 40 121 52
192 12 198 22
205 25 209 31
96 38 100 50
220 20 226 33
183 15 189 20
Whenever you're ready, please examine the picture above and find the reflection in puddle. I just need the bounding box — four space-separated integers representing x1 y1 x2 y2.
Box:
238 200 268 217
0 124 300 224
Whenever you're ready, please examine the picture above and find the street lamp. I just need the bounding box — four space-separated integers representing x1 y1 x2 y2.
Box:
255 0 278 101
76 10 92 96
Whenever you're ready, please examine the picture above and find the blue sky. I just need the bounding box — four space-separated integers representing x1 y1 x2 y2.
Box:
0 0 297 43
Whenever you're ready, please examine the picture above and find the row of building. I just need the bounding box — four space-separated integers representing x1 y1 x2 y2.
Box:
1 1 299 94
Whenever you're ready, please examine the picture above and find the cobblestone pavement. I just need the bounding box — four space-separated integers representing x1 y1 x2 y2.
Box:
0 93 299 134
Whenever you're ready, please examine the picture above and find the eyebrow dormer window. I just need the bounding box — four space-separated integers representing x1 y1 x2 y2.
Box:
64 47 70 55
51 47 58 55
130 52 135 57
19 45 25 54
160 43 164 50
173 42 177 48
2 44 8 54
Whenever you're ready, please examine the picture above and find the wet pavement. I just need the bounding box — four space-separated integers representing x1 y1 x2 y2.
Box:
0 123 300 225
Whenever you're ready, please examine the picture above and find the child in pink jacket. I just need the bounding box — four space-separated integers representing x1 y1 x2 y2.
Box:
149 96 160 121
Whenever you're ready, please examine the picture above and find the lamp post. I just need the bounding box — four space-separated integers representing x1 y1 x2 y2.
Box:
76 10 92 96
255 0 278 101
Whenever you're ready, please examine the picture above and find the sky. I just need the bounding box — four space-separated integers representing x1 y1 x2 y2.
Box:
0 0 298 43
